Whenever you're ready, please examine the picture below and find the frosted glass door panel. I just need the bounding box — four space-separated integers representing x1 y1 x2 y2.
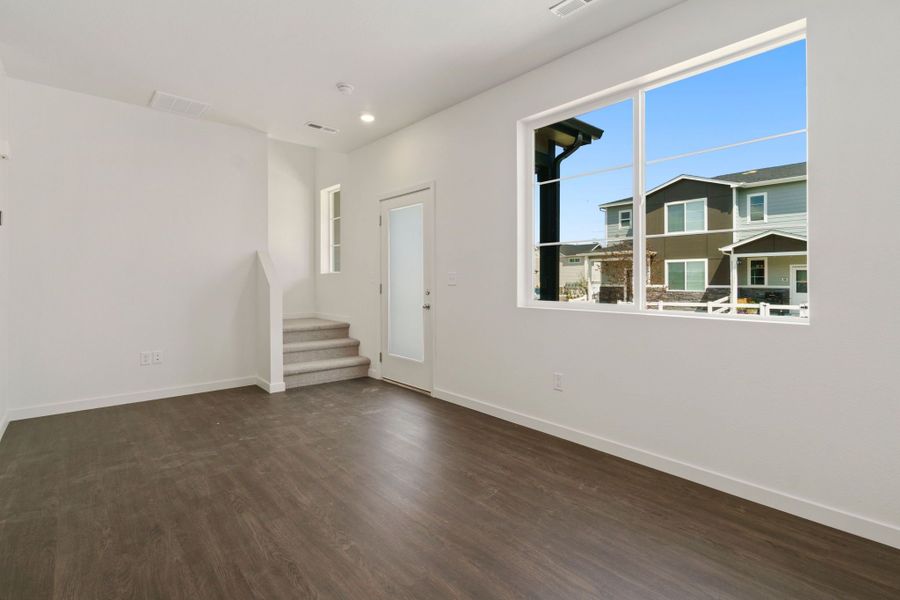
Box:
388 203 424 361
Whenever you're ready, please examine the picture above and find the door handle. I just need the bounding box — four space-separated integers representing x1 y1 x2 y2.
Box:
422 304 431 310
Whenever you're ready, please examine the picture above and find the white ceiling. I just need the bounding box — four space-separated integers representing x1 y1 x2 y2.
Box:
0 0 682 151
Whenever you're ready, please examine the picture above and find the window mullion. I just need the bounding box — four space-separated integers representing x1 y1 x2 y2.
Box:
633 90 647 311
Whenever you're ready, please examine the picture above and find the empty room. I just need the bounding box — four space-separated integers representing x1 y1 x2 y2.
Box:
1 0 899 598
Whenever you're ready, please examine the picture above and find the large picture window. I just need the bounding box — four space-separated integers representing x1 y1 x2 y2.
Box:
666 260 707 292
665 199 706 234
522 25 808 321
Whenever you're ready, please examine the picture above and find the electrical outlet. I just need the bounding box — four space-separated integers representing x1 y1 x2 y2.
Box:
140 351 152 366
553 372 563 391
152 351 163 365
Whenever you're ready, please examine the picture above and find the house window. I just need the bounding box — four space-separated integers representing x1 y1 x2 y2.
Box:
567 257 581 264
748 193 767 223
666 260 707 292
749 258 766 286
320 185 341 273
665 199 706 234
522 27 807 321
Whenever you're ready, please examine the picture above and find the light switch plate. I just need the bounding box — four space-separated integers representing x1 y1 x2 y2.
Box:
553 372 563 391
140 351 152 366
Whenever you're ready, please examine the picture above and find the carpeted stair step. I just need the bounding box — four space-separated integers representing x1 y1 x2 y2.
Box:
283 318 350 343
283 338 361 363
284 355 371 389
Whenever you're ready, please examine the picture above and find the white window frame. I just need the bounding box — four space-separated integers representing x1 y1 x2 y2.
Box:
747 192 768 223
320 184 341 274
516 20 807 324
664 259 708 292
567 257 582 264
664 198 708 235
619 210 632 229
748 257 768 287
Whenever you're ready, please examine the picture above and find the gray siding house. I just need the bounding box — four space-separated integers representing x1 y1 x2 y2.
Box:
592 162 808 311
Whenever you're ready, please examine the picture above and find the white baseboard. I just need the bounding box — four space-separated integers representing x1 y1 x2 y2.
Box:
255 377 286 393
8 376 259 422
367 367 381 379
432 387 900 550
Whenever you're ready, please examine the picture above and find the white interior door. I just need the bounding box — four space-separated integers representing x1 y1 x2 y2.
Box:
380 186 433 392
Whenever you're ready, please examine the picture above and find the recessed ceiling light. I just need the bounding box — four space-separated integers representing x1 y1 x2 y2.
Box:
360 113 375 123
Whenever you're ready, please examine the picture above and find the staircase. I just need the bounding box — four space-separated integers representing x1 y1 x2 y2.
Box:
282 318 370 388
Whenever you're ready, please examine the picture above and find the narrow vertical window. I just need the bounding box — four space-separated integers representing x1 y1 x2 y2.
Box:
749 259 766 286
320 185 341 274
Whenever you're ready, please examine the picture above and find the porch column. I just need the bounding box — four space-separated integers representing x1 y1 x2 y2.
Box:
729 253 738 311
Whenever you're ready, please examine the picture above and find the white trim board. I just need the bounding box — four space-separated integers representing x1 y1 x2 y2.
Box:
0 412 9 445
431 387 900 550
256 377 286 393
7 376 260 422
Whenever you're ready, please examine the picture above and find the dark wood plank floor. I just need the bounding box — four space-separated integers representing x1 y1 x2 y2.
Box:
1 380 899 599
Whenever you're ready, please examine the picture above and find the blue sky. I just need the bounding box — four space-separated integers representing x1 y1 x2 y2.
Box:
542 39 807 242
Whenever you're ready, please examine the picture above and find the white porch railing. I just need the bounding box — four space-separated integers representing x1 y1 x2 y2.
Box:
649 296 809 318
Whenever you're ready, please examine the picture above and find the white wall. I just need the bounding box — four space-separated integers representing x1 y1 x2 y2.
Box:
314 148 351 322
6 79 268 418
316 0 900 547
255 250 284 392
268 139 317 316
0 64 10 440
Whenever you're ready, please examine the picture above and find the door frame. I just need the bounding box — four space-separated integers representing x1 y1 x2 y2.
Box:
378 181 436 394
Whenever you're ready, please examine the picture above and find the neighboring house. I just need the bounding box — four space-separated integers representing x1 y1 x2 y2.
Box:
535 244 601 300
532 242 644 303
597 162 808 310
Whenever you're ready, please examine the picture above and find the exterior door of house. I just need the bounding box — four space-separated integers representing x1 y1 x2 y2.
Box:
379 185 434 392
790 265 808 306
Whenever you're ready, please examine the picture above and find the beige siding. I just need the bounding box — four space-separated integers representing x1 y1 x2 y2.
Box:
559 257 587 285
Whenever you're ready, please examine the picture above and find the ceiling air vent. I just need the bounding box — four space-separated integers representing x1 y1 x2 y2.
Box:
149 91 209 117
549 0 596 18
305 121 340 134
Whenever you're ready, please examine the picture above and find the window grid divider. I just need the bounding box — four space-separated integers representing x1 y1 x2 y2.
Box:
633 89 647 312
